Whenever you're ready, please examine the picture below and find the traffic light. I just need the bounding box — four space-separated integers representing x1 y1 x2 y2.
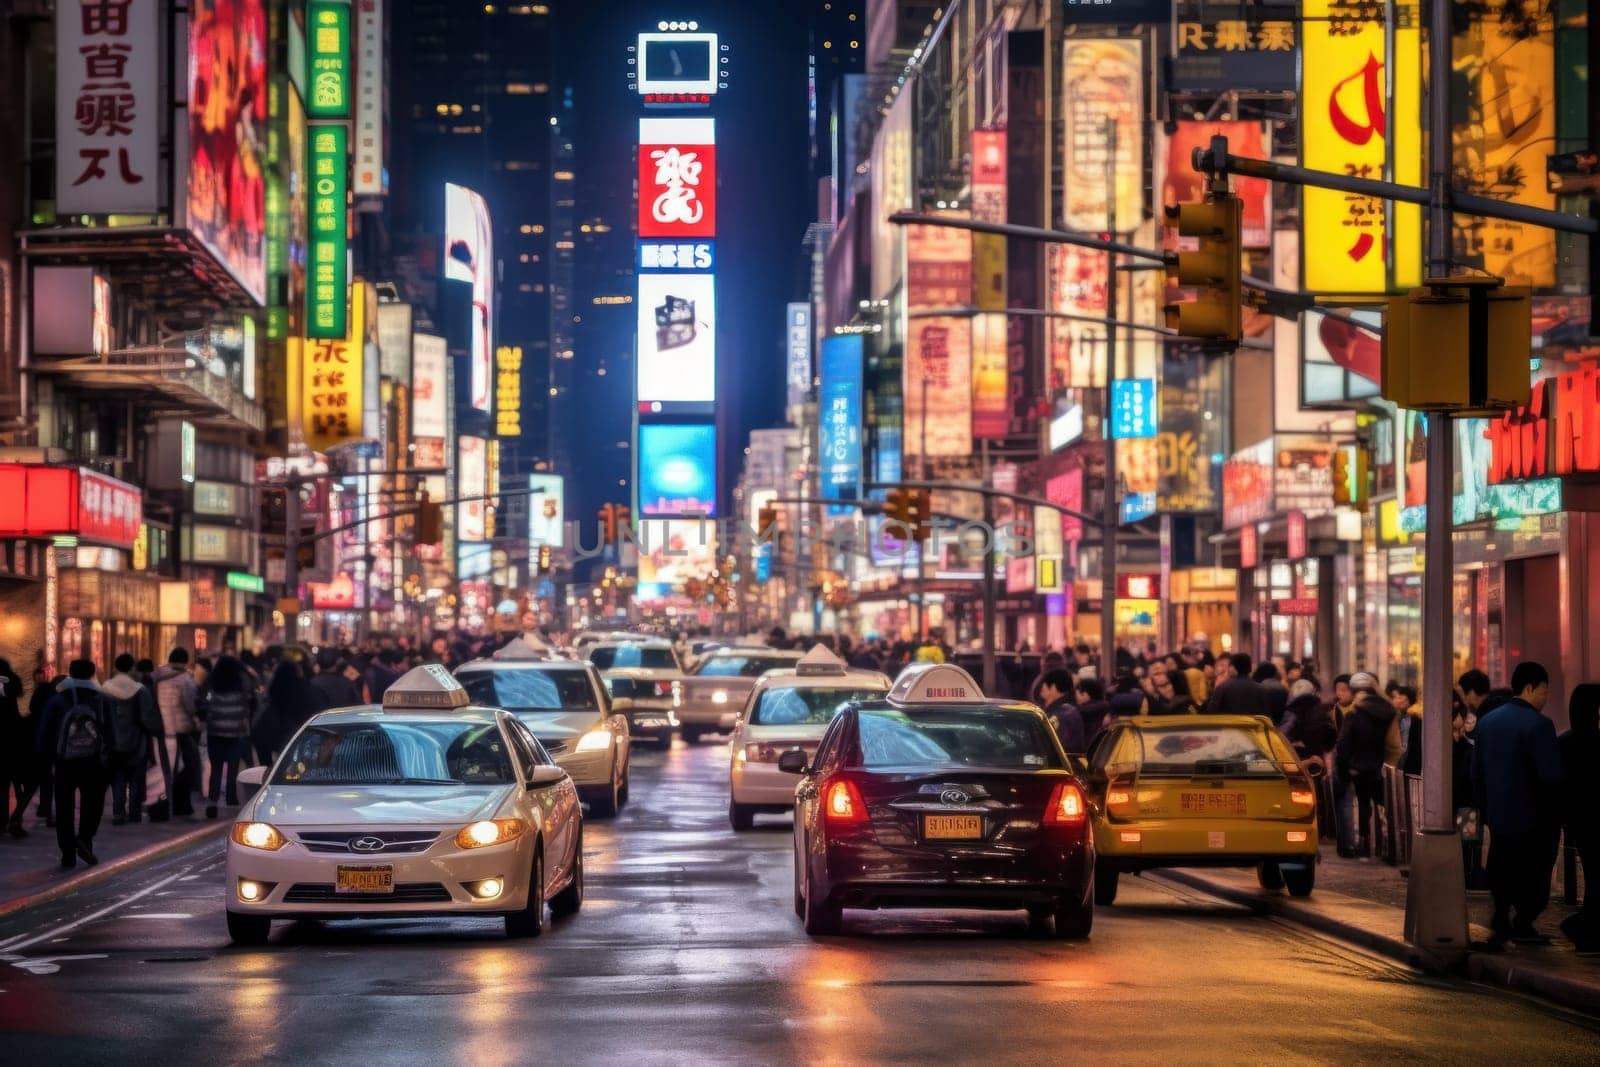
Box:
1384 277 1531 413
1163 194 1243 342
536 544 553 575
905 489 933 542
416 495 443 546
884 488 910 527
1333 445 1370 509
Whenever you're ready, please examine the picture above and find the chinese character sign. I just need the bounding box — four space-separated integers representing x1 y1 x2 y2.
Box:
57 0 160 215
306 0 351 119
495 345 523 437
1061 38 1143 233
906 216 973 309
1110 378 1157 439
1047 244 1108 389
306 124 348 337
905 318 973 458
818 336 863 503
785 302 811 409
353 0 384 194
638 118 716 238
1302 0 1422 293
297 280 366 451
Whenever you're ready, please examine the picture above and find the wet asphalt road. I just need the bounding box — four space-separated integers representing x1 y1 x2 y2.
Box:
1 740 1597 1065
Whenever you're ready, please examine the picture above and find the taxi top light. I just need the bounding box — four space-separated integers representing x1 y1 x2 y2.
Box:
455 818 528 849
1044 782 1088 825
232 822 288 851
795 645 849 676
823 778 867 824
383 664 471 710
886 663 983 705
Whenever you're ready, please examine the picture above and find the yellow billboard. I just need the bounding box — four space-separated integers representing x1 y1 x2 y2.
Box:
1302 0 1422 294
297 280 367 451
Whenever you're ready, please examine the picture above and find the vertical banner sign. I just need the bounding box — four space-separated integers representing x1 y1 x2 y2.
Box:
353 0 385 196
972 313 1010 438
638 118 716 238
444 184 494 412
495 345 523 437
1047 244 1108 389
970 129 1008 311
410 333 448 438
1061 39 1143 233
872 92 914 300
299 280 366 449
1450 4 1556 286
819 336 864 508
376 302 412 381
1163 122 1272 248
58 0 160 214
785 302 811 409
457 435 487 543
1034 505 1064 593
1302 0 1422 294
905 318 974 458
306 0 351 119
305 123 348 338
528 474 565 549
1110 378 1158 439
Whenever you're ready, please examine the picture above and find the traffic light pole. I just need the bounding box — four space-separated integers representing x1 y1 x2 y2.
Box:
1102 116 1120 679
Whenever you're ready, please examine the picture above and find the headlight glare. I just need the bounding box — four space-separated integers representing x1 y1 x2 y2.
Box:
711 689 729 704
575 729 612 752
455 818 528 849
231 822 287 851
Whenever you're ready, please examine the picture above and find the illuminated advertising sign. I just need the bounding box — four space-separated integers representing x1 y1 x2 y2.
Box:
1061 39 1142 233
638 241 714 271
306 123 348 338
636 31 719 97
1302 0 1422 293
905 317 972 458
296 280 366 450
458 435 488 542
0 466 142 549
56 0 160 215
495 345 523 437
528 474 565 548
785 302 811 409
639 117 716 238
353 0 385 195
411 333 448 437
635 519 717 585
1047 244 1108 389
871 91 912 299
376 302 412 381
188 0 268 303
1120 437 1158 524
972 312 1009 438
1062 0 1171 22
1223 439 1275 530
1110 378 1156 439
637 273 716 403
1303 308 1382 406
1158 349 1226 514
1169 16 1297 92
444 183 494 412
906 215 972 309
971 130 1007 311
1488 363 1600 485
819 335 863 504
639 423 716 516
1164 122 1271 248
306 0 350 119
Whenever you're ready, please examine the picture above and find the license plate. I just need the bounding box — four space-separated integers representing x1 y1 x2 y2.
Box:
336 865 394 894
1181 792 1247 816
636 718 668 729
924 814 983 840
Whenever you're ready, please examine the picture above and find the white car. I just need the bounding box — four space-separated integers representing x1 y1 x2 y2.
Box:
455 638 632 817
224 665 584 944
589 639 686 745
727 646 890 830
674 646 804 743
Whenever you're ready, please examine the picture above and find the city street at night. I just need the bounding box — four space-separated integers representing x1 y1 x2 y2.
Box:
3 740 1598 1064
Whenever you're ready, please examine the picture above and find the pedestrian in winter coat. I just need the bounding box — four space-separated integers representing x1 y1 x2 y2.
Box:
1207 654 1274 718
1472 661 1565 944
1334 672 1399 858
1558 684 1600 952
261 658 315 757
309 649 363 711
1039 669 1086 754
0 658 36 836
151 649 204 817
1253 663 1291 725
100 654 162 825
1283 679 1338 758
1109 674 1150 719
29 670 63 824
38 660 113 868
1075 678 1114 744
1150 666 1199 715
1391 684 1422 775
200 656 256 818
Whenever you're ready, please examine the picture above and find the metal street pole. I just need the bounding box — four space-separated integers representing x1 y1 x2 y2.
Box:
1406 0 1470 965
1101 115 1119 677
284 474 302 647
981 480 997 694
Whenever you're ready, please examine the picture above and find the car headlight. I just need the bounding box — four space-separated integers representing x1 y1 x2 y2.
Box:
455 818 529 850
231 822 288 851
711 689 729 705
575 729 612 752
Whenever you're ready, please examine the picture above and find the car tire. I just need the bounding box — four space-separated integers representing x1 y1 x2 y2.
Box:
728 800 755 831
1054 884 1094 940
682 727 703 744
551 834 583 918
801 878 842 937
589 770 620 819
505 848 545 939
1257 860 1285 891
226 910 271 946
1281 862 1315 898
618 768 631 806
1094 862 1119 907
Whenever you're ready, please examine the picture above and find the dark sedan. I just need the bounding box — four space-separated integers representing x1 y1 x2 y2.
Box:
782 664 1095 939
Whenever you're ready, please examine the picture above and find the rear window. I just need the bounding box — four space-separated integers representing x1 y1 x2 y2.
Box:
695 655 795 678
856 708 1062 770
749 687 884 726
458 669 598 712
1131 726 1283 777
589 645 679 671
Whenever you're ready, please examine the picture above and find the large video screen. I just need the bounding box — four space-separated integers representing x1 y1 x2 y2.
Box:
444 184 493 412
637 273 716 404
639 423 716 517
637 33 719 95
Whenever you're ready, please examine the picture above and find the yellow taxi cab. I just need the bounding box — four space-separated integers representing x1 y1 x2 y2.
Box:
1079 714 1318 903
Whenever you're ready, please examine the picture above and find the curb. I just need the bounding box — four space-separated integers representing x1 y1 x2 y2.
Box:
1159 869 1600 1018
0 822 229 920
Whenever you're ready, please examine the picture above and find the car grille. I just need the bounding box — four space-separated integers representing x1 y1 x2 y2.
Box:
296 831 442 855
282 882 453 904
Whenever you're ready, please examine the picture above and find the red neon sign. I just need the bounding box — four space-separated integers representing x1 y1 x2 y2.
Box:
638 118 716 238
0 465 142 549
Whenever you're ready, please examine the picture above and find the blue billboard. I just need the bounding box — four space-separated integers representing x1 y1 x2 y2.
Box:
819 335 863 511
639 423 716 516
1110 378 1157 439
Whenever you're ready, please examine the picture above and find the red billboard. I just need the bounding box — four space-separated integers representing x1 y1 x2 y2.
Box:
0 466 143 549
639 117 716 238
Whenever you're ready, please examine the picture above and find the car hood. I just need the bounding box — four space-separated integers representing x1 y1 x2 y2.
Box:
248 783 512 826
512 709 603 741
603 666 681 680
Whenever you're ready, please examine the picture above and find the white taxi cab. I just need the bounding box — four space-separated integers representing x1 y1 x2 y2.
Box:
727 646 889 830
224 665 584 944
455 636 632 817
588 638 686 745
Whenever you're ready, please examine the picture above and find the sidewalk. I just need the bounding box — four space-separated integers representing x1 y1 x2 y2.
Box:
0 794 233 918
1162 853 1600 1016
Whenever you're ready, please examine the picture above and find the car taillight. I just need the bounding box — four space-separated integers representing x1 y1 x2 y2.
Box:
823 778 867 824
1290 788 1316 808
1107 789 1133 806
1044 782 1088 826
655 681 672 696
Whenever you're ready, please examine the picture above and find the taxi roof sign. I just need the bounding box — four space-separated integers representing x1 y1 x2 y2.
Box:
795 645 848 677
887 663 983 705
492 634 555 661
382 664 471 710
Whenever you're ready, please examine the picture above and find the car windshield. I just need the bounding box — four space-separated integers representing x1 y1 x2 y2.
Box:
458 669 598 713
695 655 794 678
589 645 678 671
750 687 884 726
856 708 1061 770
1133 726 1283 777
272 721 515 785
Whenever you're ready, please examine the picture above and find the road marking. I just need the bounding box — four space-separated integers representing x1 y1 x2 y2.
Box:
125 913 194 920
1 953 108 976
0 867 196 955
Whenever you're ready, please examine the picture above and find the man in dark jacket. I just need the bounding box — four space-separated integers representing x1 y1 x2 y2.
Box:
1334 672 1398 858
309 649 363 711
1039 670 1085 754
1075 677 1113 744
38 659 114 868
1473 661 1565 944
1108 673 1150 719
1558 684 1600 952
1206 653 1273 718
1283 679 1338 759
0 658 34 836
1253 662 1290 725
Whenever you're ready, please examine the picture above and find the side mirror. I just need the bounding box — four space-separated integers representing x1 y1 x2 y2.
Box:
527 764 569 790
237 765 267 803
777 750 809 775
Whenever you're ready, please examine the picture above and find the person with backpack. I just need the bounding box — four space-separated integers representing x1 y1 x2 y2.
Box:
38 659 113 868
101 654 162 825
199 656 255 819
